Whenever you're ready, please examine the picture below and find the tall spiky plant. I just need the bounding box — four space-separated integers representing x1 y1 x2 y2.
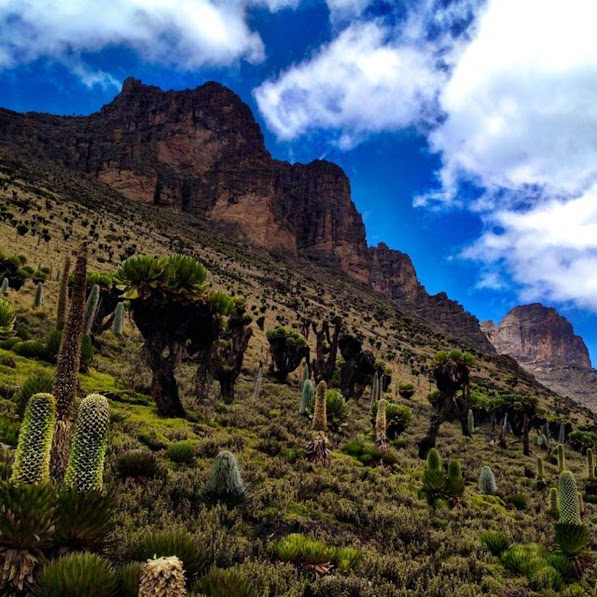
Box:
11 393 56 485
64 394 110 493
375 398 388 453
557 443 566 473
299 378 315 416
33 281 44 309
301 362 309 388
586 448 595 479
83 283 100 335
199 451 248 508
558 422 566 445
446 458 465 500
51 241 88 480
139 556 186 597
467 409 475 435
421 448 445 507
111 302 124 336
306 381 330 466
56 254 71 327
478 465 497 495
1 277 8 294
554 471 589 569
536 456 545 480
547 486 559 519
252 362 263 400
370 372 379 404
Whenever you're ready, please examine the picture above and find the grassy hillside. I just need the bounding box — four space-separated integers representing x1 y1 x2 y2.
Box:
0 149 596 595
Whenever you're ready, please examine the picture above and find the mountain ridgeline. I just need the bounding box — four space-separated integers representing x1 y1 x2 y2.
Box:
0 77 492 351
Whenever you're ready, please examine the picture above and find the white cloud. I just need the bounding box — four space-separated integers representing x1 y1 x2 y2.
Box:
254 20 446 147
464 185 597 308
420 0 597 309
0 0 299 83
425 0 597 206
325 0 372 24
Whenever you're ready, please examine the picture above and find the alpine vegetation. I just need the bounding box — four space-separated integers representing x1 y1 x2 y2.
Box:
374 398 388 453
84 283 100 335
139 556 186 597
299 378 315 416
306 381 330 466
200 451 248 508
51 241 88 479
11 393 56 485
111 301 124 336
478 465 497 495
33 281 44 308
64 394 110 492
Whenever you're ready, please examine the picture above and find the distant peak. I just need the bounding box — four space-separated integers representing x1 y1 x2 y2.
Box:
121 77 143 93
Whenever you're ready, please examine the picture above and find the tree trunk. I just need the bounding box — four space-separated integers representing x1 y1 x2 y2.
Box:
522 414 530 456
194 361 211 401
418 413 443 459
150 355 185 417
219 374 235 404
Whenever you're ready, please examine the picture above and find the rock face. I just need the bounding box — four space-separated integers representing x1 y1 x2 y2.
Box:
482 304 597 408
0 77 490 349
369 243 494 351
482 304 591 369
0 78 370 281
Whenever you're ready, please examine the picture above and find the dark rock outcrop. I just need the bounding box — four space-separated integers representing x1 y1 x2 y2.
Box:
370 243 494 351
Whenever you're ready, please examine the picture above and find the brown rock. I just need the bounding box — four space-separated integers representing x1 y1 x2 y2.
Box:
488 304 591 369
0 77 493 350
370 243 494 351
484 304 597 409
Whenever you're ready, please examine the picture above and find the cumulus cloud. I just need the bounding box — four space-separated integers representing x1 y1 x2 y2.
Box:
464 185 597 308
254 0 479 147
425 0 597 207
0 0 298 85
254 20 446 148
419 0 597 308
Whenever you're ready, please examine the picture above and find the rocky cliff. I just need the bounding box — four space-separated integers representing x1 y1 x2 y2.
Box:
0 77 490 349
482 304 591 369
369 243 493 350
482 304 596 407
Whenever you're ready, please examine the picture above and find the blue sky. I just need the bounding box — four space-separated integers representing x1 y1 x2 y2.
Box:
1 0 597 363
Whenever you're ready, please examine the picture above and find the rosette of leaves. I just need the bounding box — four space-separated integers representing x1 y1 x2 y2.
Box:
33 552 117 597
139 556 186 597
420 448 446 508
274 534 358 577
0 483 58 594
53 488 114 555
195 567 257 597
129 529 205 583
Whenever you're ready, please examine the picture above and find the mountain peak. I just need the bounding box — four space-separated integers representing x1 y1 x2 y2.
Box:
487 303 591 369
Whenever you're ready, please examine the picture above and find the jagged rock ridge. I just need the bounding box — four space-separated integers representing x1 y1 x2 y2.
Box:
0 77 491 350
